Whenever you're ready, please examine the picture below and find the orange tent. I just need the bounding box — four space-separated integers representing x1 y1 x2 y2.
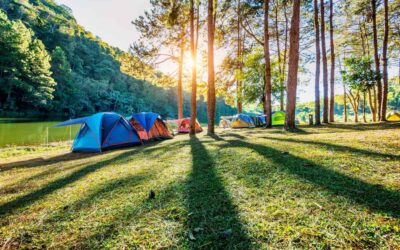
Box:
177 118 202 133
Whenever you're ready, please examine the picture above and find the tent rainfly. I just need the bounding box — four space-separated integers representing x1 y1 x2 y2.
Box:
127 112 172 141
54 112 142 152
231 114 255 128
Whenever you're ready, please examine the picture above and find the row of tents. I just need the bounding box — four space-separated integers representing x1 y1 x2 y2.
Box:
54 112 202 152
54 110 398 153
220 112 286 128
55 111 283 153
220 111 400 128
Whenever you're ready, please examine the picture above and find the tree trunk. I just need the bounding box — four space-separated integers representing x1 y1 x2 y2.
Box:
264 0 272 128
329 0 335 122
207 0 216 134
348 90 359 123
275 5 284 111
189 0 198 135
355 92 360 123
381 0 388 121
237 0 243 114
343 85 347 122
313 0 321 125
363 22 371 56
177 33 185 120
373 86 377 120
320 0 329 123
363 91 367 123
282 2 289 102
284 0 300 131
368 88 376 122
371 0 382 120
354 110 359 123
359 20 366 56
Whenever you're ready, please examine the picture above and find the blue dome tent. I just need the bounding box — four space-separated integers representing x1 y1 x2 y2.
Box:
251 115 266 127
231 114 255 128
126 112 172 140
54 112 142 152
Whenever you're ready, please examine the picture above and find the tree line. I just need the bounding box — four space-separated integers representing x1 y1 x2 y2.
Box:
134 0 399 132
0 0 236 121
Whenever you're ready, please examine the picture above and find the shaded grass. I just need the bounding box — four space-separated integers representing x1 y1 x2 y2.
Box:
184 135 253 248
0 123 399 249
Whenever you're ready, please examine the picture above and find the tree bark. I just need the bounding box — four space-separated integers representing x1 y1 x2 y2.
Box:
207 0 216 134
363 91 367 123
320 0 329 123
329 0 335 122
348 90 359 123
237 0 243 114
189 0 198 134
274 4 284 111
282 2 289 99
368 88 376 122
177 33 185 120
264 0 272 128
381 0 389 121
313 0 321 125
343 84 347 122
284 0 300 131
371 0 382 120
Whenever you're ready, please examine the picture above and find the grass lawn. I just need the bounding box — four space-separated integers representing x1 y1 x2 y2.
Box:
0 123 399 249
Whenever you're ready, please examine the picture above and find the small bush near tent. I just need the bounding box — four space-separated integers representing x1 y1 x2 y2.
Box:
177 118 203 133
54 112 142 152
127 112 172 141
387 112 400 122
231 114 255 128
272 111 285 126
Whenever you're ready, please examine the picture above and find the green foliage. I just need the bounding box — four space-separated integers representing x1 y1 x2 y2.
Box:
241 49 285 109
0 1 236 121
0 10 55 110
388 82 400 111
341 56 379 93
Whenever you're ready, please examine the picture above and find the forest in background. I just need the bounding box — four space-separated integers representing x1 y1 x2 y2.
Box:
0 0 399 126
132 0 399 129
0 0 236 122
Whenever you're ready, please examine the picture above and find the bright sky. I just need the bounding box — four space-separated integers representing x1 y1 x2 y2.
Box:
57 0 391 104
56 0 151 51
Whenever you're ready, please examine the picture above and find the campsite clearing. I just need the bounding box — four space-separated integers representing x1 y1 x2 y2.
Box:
0 123 399 249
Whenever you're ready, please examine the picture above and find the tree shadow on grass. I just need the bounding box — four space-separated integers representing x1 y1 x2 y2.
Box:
0 162 88 195
219 132 246 140
324 122 400 131
297 123 400 134
0 152 103 172
75 182 185 249
185 135 254 249
0 150 137 217
218 139 400 219
260 136 400 160
0 139 171 173
43 172 155 233
0 141 182 218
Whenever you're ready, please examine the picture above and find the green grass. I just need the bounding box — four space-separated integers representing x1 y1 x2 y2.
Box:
0 123 399 249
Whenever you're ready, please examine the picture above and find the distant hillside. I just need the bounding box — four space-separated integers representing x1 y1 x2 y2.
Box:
0 0 236 121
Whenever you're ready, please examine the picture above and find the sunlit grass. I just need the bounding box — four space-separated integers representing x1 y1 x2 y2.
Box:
0 123 399 248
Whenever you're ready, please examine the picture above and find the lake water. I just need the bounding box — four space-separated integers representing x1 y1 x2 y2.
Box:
0 118 80 147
